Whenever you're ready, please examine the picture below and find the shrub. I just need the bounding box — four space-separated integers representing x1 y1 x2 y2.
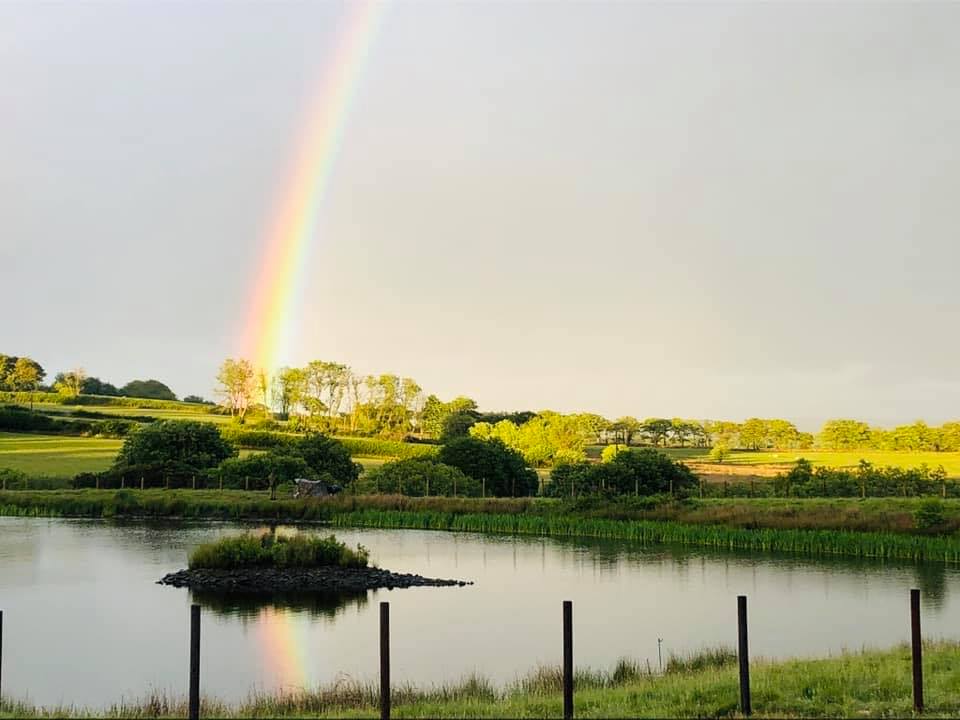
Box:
915 499 947 531
358 459 479 497
545 449 696 498
115 420 235 470
217 452 312 490
293 434 362 485
188 532 369 569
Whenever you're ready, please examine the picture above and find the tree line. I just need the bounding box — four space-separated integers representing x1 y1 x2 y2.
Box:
1 352 188 402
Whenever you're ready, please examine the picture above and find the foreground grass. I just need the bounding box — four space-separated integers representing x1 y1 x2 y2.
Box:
3 491 960 563
0 434 122 477
3 642 960 717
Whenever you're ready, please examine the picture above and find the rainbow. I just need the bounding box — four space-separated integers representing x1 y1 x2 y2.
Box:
242 0 387 376
257 606 312 690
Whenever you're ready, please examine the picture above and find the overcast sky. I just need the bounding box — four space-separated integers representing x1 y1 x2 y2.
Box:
2 1 958 430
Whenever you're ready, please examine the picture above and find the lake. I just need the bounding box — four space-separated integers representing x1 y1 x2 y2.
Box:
1 517 957 708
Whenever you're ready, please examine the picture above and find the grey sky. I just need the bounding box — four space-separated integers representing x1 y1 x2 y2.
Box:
2 1 958 430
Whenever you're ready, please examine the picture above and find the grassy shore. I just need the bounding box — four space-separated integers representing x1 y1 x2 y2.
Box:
3 642 960 717
2 491 960 563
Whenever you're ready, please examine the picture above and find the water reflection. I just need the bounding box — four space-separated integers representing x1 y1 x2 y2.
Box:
190 588 369 619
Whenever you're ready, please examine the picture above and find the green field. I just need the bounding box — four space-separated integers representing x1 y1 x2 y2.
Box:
30 402 231 424
638 447 960 477
0 433 122 476
0 432 390 478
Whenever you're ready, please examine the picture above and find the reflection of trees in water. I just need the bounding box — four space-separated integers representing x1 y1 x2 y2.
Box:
190 589 369 620
506 532 958 607
914 563 947 609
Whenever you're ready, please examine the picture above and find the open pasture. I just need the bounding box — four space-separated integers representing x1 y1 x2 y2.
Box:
29 402 231 424
0 433 122 476
586 447 960 479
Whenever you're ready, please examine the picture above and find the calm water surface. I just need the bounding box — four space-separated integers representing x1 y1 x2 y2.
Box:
1 517 958 707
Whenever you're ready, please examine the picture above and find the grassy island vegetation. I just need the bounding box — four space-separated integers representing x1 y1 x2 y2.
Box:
188 532 368 570
3 641 960 717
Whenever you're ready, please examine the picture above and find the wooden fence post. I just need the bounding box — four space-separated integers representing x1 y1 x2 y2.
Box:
245 476 249 492
563 600 573 720
426 477 430 497
140 476 145 491
1 609 4 700
192 476 196 491
121 475 125 490
380 602 390 720
219 473 223 492
911 589 924 713
482 478 486 498
95 476 100 490
189 604 201 720
737 595 751 716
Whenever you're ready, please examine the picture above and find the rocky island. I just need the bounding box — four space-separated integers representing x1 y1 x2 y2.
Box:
158 531 471 594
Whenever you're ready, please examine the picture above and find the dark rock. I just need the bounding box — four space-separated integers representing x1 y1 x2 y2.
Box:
157 566 473 593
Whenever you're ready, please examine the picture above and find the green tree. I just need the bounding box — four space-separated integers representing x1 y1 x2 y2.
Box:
739 418 770 450
54 368 87 397
82 376 120 396
819 419 872 450
289 433 362 485
359 458 478 497
438 437 538 497
116 420 235 469
9 357 45 393
641 418 672 447
216 359 256 419
271 367 308 417
121 379 176 401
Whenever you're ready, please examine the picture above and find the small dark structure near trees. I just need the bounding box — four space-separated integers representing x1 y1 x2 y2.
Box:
292 478 342 498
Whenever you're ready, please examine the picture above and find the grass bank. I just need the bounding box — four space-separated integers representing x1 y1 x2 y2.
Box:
3 642 960 717
2 491 960 563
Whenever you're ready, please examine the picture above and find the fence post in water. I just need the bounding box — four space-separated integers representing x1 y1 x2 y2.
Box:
737 595 751 716
911 588 923 713
189 604 200 720
380 602 390 720
563 600 573 720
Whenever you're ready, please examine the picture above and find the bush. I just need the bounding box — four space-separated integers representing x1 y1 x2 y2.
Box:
545 449 697 498
116 420 235 470
188 532 369 569
358 459 479 497
217 452 312 490
915 499 947 531
438 437 538 497
293 434 362 485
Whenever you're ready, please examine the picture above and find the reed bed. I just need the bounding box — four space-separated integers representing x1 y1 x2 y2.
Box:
328 509 960 563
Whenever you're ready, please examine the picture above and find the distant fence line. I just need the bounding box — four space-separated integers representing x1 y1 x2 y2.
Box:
0 590 933 718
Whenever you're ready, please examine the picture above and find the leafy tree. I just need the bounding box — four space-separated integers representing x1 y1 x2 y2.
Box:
121 379 176 401
82 376 120 396
54 368 87 397
271 367 308 417
709 442 730 463
738 418 769 450
116 420 235 469
9 357 45 394
438 437 538 497
819 419 872 450
183 395 210 404
441 410 479 442
546 448 696 497
217 450 312 490
600 444 628 463
610 416 641 445
216 359 256 419
359 458 478 496
641 418 672 447
289 433 361 485
468 412 586 467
